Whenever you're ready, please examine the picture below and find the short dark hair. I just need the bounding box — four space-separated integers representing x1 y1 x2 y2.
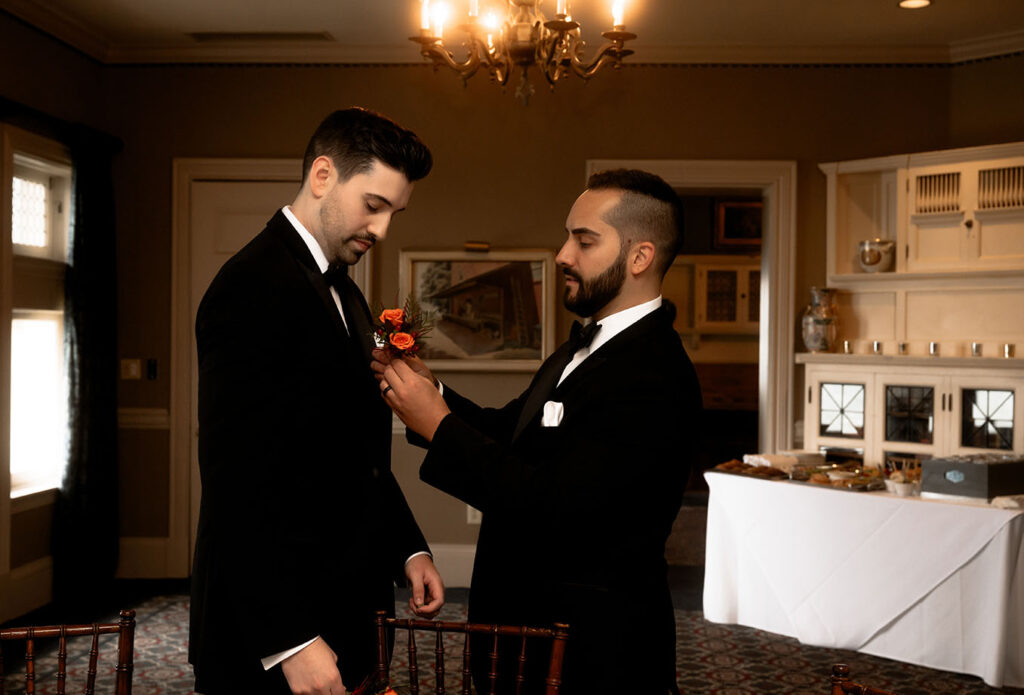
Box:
586 169 684 278
302 107 433 185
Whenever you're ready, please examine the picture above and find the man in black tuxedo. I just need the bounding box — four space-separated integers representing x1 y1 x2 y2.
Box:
375 169 702 694
190 108 444 695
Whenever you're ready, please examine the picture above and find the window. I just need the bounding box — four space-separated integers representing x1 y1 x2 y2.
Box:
11 152 70 262
3 126 72 498
9 311 67 493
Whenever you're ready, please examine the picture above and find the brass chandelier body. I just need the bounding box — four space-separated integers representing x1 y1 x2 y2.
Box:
410 0 636 104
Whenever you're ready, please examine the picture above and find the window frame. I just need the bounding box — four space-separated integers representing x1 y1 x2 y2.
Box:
2 124 72 507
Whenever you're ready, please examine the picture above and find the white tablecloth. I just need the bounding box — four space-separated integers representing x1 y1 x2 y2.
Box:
702 471 1024 688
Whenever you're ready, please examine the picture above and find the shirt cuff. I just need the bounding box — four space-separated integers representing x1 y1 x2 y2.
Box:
405 550 432 566
437 381 444 396
262 636 320 671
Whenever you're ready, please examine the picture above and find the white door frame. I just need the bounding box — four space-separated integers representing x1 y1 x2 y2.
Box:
587 159 797 453
170 159 376 573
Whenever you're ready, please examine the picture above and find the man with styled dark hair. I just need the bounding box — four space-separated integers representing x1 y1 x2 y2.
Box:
190 107 444 695
374 169 702 694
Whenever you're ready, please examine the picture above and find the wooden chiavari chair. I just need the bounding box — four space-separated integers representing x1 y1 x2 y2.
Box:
0 609 135 695
370 610 568 695
830 664 895 695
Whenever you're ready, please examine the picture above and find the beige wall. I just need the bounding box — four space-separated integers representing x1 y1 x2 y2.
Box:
3 7 1024 564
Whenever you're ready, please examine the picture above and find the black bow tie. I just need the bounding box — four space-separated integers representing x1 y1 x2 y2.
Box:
568 320 601 353
323 265 347 287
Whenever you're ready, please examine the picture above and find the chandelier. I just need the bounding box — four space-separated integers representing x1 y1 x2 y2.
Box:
410 1 637 104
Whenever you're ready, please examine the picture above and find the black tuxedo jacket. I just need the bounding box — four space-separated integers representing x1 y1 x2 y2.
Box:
419 304 702 695
189 210 429 694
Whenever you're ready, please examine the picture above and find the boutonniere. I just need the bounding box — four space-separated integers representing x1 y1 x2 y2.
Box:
370 298 435 357
351 674 397 695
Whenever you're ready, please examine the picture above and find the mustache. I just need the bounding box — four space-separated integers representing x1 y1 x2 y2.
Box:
353 234 376 248
562 268 582 281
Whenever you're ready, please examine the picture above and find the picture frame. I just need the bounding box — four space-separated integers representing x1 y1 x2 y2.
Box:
714 200 762 250
398 249 556 372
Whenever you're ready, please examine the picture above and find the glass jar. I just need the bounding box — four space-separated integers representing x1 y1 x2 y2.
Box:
801 287 838 352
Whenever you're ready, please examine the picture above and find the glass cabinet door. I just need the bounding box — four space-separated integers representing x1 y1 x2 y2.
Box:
884 385 935 444
947 377 1022 455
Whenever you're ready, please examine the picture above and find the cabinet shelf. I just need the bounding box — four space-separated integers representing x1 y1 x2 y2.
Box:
796 353 1024 370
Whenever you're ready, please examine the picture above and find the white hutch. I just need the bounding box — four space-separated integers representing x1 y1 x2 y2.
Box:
800 141 1024 467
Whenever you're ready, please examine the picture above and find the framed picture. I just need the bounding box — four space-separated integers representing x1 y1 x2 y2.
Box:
714 200 762 250
398 249 556 372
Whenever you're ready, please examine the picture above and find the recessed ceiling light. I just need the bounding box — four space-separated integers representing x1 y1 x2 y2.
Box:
899 0 931 8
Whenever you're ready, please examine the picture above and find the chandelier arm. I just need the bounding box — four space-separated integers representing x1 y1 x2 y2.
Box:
568 44 626 80
420 42 484 80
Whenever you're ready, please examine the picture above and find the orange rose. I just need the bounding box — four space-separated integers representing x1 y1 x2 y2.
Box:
379 308 405 328
389 332 415 351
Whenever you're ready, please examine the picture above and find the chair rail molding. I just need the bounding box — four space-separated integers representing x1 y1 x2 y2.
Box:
586 159 797 452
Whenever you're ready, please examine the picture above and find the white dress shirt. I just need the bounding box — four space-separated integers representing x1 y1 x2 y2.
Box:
261 207 428 671
557 295 663 386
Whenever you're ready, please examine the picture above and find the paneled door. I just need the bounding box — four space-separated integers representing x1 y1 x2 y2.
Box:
171 160 373 575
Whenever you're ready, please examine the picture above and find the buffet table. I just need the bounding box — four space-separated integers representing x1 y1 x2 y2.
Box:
702 471 1024 688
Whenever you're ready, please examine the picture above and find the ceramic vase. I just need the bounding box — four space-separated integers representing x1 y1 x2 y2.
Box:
801 287 838 352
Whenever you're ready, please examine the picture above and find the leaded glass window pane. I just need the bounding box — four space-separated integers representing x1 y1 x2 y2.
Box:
885 385 934 443
706 270 736 322
961 389 1014 450
12 176 47 247
820 382 865 438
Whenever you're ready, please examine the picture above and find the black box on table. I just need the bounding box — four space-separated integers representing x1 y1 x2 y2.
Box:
921 454 1024 501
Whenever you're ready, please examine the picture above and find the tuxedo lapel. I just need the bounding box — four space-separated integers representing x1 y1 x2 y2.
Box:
336 274 376 366
512 341 574 442
513 305 672 441
269 212 352 347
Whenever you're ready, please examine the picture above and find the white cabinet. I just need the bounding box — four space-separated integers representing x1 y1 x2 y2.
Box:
820 142 1024 283
907 157 1024 272
801 356 1024 468
694 263 760 334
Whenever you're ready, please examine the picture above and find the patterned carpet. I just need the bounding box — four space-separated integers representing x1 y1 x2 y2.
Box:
2 593 1020 694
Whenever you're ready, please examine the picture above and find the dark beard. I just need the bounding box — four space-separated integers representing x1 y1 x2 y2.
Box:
563 248 627 318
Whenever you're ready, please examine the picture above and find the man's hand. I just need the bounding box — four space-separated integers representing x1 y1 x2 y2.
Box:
371 349 437 386
280 638 345 695
405 554 445 618
380 359 450 441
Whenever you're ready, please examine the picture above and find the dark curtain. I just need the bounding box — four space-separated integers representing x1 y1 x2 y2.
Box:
52 127 120 613
1 98 121 615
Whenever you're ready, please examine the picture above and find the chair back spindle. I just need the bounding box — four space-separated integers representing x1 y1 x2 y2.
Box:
24 629 35 695
56 626 67 695
372 611 567 695
433 630 445 695
460 632 471 695
0 609 136 695
407 623 419 695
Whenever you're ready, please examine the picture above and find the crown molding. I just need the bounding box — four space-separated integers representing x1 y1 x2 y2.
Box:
103 42 419 65
4 0 1023 67
0 0 109 61
631 43 953 65
949 28 1024 63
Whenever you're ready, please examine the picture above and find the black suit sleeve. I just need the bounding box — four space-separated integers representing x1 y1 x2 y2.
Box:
421 366 699 543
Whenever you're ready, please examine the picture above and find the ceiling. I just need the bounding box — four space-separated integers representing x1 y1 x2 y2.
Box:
3 0 1024 66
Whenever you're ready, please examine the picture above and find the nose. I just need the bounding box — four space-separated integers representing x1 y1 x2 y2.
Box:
367 214 392 243
555 239 573 268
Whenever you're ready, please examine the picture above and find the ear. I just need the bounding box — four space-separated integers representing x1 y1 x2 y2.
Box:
630 241 657 276
307 155 335 199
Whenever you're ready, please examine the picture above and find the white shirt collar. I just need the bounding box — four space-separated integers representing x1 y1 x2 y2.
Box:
586 295 663 356
282 206 329 273
556 295 663 387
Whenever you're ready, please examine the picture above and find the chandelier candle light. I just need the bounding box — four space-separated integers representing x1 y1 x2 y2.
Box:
411 0 637 104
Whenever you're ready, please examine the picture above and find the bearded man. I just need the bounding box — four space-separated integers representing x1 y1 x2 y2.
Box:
374 169 703 694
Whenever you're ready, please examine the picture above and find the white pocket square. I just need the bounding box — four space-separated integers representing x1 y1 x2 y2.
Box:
541 400 564 427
